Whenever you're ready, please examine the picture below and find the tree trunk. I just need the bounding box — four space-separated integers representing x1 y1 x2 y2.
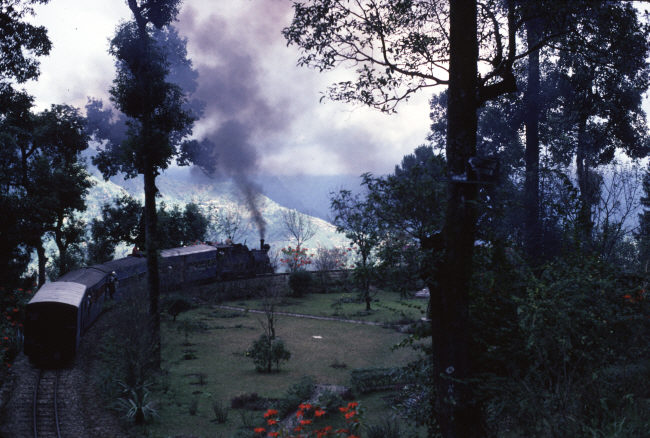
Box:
524 18 541 261
429 1 485 437
54 215 67 277
36 241 46 288
143 161 161 369
576 115 593 245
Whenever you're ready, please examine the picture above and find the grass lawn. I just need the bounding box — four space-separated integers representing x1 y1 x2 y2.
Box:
219 288 428 325
140 297 427 438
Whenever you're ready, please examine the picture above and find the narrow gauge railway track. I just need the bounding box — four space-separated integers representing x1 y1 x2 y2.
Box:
32 370 62 438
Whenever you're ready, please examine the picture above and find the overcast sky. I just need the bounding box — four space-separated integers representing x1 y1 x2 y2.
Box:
23 0 434 177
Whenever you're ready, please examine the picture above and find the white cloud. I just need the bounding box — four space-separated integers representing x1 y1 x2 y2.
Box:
23 0 434 176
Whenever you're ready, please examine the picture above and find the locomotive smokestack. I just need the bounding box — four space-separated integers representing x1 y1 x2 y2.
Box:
260 238 264 250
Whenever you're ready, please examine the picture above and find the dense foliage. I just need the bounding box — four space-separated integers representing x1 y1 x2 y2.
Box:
88 195 208 263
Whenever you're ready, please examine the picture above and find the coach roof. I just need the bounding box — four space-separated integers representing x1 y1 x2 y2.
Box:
161 244 216 258
27 281 87 308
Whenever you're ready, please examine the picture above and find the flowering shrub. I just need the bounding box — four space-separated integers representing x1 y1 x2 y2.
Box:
280 246 313 272
313 247 351 271
254 401 363 438
1 285 33 369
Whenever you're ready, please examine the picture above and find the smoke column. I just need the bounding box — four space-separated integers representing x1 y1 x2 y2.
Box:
176 6 293 239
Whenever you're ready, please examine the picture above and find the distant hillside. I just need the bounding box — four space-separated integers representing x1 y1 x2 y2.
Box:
252 174 366 221
83 164 350 260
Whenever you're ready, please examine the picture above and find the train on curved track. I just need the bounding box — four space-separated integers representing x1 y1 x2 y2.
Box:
23 239 273 364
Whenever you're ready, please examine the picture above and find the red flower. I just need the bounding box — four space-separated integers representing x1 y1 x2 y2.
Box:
347 402 358 409
345 410 357 419
338 406 348 413
300 419 312 426
314 408 326 417
267 419 278 426
296 410 304 418
264 409 278 418
254 427 265 434
335 429 349 434
268 433 279 438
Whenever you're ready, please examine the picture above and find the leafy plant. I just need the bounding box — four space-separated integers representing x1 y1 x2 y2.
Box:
212 400 229 423
115 380 158 424
288 270 312 297
247 334 291 373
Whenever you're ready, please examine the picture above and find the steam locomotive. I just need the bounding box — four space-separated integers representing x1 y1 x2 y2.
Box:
23 240 272 364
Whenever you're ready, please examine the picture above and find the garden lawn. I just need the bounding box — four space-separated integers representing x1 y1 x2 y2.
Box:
144 306 424 437
221 289 428 325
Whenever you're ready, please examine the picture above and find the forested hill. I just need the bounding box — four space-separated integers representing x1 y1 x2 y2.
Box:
82 155 348 258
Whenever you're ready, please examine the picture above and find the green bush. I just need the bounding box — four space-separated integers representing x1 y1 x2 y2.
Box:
350 367 408 393
288 271 312 297
365 417 405 438
274 376 316 418
162 294 193 321
247 334 291 373
317 390 343 413
230 392 268 410
469 250 650 436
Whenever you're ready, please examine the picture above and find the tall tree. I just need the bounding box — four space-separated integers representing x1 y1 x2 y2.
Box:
0 0 52 288
544 4 650 246
283 2 526 435
330 189 380 311
92 0 210 367
0 0 52 84
1 102 91 285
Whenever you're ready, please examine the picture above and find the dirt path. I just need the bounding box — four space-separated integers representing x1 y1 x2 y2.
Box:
214 305 386 326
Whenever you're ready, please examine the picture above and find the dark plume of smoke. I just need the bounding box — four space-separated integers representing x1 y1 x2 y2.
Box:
236 175 266 239
176 6 293 239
